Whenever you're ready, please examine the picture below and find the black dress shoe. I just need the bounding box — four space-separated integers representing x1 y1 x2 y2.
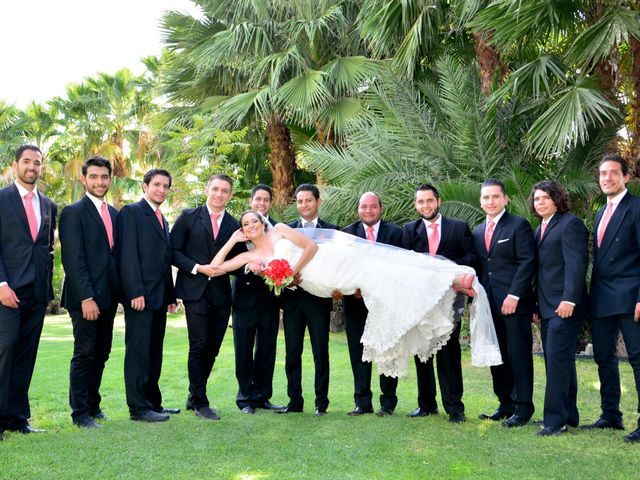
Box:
73 415 102 429
502 415 529 428
315 408 328 417
581 417 625 430
449 413 466 423
195 406 220 420
377 407 393 417
479 409 513 421
241 406 256 414
348 406 373 416
275 406 303 414
408 407 438 418
537 425 567 436
160 407 181 414
18 423 46 434
185 399 195 411
90 411 107 420
131 411 170 422
624 427 640 443
257 401 284 411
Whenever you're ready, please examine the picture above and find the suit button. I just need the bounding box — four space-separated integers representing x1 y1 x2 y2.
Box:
246 282 251 285
488 272 492 276
487 258 491 262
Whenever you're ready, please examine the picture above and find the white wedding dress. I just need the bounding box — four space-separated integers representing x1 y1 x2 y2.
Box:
273 230 502 378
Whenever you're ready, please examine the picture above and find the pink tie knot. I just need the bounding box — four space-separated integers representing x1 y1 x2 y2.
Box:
366 225 375 242
211 212 220 221
24 191 34 201
211 212 221 239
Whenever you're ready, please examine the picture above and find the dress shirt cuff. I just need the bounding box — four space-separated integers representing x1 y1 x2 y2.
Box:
191 264 200 275
82 297 94 302
0 281 7 288
563 301 576 306
507 294 520 301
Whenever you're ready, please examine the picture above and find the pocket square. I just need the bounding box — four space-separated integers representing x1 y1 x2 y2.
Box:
497 238 510 244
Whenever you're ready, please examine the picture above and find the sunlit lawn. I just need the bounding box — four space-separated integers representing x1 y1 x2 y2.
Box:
1 313 639 479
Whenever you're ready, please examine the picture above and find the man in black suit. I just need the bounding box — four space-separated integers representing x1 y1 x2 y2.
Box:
277 184 338 416
229 184 282 414
171 174 239 420
60 156 121 429
0 145 56 441
119 169 178 422
402 184 476 423
341 192 402 417
529 181 588 436
586 154 640 443
473 178 536 427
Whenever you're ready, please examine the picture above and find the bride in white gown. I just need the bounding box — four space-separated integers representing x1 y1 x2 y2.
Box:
210 211 502 377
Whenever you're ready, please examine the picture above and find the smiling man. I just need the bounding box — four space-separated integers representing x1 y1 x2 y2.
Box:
0 145 57 441
119 168 178 423
59 156 121 429
171 174 240 420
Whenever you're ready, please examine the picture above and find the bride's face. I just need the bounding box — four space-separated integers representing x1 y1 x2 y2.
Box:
241 214 266 239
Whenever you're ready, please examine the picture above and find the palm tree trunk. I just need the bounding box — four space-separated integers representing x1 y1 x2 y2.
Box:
473 31 507 96
314 121 335 186
631 37 640 177
266 117 296 208
585 2 619 105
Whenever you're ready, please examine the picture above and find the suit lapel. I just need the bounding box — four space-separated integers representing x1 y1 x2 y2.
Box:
357 222 366 240
539 214 559 246
488 214 506 254
416 220 428 252
82 196 110 246
36 194 51 241
597 195 630 261
216 211 235 244
439 217 451 252
199 206 215 242
8 184 32 237
140 199 167 242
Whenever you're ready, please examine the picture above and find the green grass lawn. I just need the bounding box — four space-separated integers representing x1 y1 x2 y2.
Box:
1 313 639 479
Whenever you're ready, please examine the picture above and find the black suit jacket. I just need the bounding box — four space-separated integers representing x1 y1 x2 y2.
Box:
281 218 339 311
171 206 239 306
0 184 56 303
118 198 176 311
472 211 536 313
535 212 589 319
232 216 278 309
342 220 403 316
401 216 477 267
591 192 640 317
60 196 121 311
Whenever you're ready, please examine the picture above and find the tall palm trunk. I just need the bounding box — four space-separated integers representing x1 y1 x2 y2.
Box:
266 117 296 208
473 31 507 96
110 130 126 209
586 2 619 105
314 121 336 186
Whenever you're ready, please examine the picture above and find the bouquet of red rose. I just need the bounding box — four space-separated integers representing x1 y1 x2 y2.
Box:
262 259 294 296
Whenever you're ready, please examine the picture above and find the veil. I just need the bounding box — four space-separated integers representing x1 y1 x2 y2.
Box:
298 228 502 368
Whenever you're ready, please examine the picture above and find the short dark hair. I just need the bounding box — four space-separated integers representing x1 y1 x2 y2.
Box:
294 183 320 200
15 144 42 162
207 173 233 190
481 178 506 195
415 184 439 200
143 168 172 187
599 153 629 176
251 184 272 200
82 156 112 176
528 180 570 217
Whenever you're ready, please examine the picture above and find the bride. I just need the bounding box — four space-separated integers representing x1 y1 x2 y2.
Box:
209 211 502 377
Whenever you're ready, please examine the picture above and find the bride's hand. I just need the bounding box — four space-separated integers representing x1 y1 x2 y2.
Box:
230 229 247 243
247 262 264 275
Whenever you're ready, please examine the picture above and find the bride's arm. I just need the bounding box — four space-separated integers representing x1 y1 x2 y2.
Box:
274 224 319 275
209 230 253 273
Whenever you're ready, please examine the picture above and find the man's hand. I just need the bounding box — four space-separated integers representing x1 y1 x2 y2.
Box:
197 264 219 277
635 302 640 322
81 299 100 321
501 296 518 316
131 296 145 311
290 272 302 287
555 301 575 319
331 290 344 301
0 284 20 309
167 303 177 314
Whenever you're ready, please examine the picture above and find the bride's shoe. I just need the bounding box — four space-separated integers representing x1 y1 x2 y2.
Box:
453 274 476 298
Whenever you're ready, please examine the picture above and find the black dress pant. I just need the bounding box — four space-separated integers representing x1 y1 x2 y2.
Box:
283 293 330 411
488 303 534 419
184 297 230 409
345 310 397 411
233 301 279 409
124 307 167 416
592 313 640 425
69 304 117 419
0 286 46 430
540 314 581 429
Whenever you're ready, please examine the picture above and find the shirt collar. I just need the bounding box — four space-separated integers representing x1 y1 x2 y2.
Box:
15 181 38 199
86 192 106 210
486 209 506 226
206 205 225 220
541 213 555 225
144 196 161 213
301 217 318 227
608 189 627 207
422 214 441 228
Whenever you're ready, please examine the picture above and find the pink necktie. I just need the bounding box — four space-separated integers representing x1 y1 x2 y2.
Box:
155 208 164 229
428 223 439 255
23 191 38 241
211 212 220 239
597 201 614 248
100 202 114 249
484 220 495 252
540 222 548 240
366 226 375 242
